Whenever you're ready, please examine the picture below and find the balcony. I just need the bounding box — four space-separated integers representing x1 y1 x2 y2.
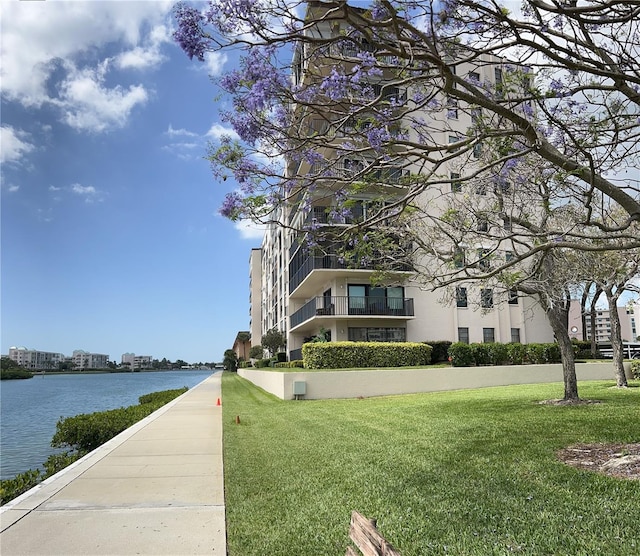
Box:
290 295 414 329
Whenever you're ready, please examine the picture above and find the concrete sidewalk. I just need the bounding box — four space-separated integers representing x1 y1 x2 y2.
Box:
0 372 226 555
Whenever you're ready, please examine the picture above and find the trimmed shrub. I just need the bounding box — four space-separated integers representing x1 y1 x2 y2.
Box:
254 359 271 368
630 360 640 380
302 342 432 369
424 341 452 363
448 342 474 367
273 360 305 369
543 343 561 363
525 343 546 364
487 342 509 366
470 343 491 366
506 342 526 365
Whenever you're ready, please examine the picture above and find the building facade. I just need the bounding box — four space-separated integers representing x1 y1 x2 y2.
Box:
249 248 263 347
121 353 152 370
8 347 66 370
250 4 555 360
568 299 639 343
73 350 109 370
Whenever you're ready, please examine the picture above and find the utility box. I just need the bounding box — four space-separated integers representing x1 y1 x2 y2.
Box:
293 381 306 399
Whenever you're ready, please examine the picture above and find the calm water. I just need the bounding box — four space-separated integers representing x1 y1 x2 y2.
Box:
0 370 213 480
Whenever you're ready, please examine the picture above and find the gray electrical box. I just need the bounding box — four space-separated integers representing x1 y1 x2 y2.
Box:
293 381 306 397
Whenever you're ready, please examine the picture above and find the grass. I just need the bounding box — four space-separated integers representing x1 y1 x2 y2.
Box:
222 374 639 555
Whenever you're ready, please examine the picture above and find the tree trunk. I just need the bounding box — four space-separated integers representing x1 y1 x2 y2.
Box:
588 286 602 357
603 287 628 388
545 299 580 401
580 283 592 342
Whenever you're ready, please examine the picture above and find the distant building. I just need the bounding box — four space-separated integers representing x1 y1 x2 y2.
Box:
568 299 639 343
8 347 65 370
72 350 109 370
232 332 251 361
121 353 153 370
249 248 263 348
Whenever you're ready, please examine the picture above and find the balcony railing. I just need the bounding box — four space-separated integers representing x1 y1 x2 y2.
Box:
290 296 414 328
289 253 347 293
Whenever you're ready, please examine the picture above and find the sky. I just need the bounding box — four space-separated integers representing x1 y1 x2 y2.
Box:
1 0 264 364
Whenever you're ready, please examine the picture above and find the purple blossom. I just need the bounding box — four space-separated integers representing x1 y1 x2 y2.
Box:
219 191 244 220
204 0 264 35
173 3 207 62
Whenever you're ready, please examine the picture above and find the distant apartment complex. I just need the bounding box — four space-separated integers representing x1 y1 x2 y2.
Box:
248 3 554 360
8 347 109 370
8 347 66 370
72 350 109 370
121 353 153 370
568 300 639 343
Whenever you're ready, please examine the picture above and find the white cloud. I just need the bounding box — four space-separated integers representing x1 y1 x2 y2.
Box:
0 1 173 131
166 124 199 138
69 183 103 203
233 220 266 241
5 184 20 193
0 125 35 164
115 23 170 70
204 51 229 76
49 185 62 192
55 62 149 132
206 123 240 141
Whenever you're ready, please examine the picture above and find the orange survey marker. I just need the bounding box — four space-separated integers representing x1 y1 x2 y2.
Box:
216 398 221 406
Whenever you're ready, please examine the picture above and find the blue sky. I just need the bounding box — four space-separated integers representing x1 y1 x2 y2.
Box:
1 1 262 364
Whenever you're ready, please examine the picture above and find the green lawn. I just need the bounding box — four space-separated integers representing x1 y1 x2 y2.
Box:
222 374 639 555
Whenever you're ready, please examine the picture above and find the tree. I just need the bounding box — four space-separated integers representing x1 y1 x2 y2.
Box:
584 246 640 387
174 0 640 400
261 328 286 356
249 345 264 359
1 356 23 370
235 331 251 361
174 0 640 240
223 349 238 372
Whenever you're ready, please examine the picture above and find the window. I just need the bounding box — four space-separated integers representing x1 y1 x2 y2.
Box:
448 135 461 152
477 248 491 271
454 247 465 268
470 107 482 124
481 288 494 308
508 289 519 305
505 250 515 263
451 172 462 193
483 327 496 343
468 71 480 83
475 182 487 195
503 218 512 231
511 328 521 343
456 287 468 308
348 327 406 342
477 218 488 232
446 96 458 119
458 327 470 344
473 141 482 159
347 284 405 314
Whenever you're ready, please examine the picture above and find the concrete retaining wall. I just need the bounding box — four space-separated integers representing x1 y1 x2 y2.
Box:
238 362 632 400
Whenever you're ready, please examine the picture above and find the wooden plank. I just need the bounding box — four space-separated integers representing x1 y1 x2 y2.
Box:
348 511 401 556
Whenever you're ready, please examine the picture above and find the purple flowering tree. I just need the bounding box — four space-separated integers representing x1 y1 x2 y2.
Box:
174 0 640 400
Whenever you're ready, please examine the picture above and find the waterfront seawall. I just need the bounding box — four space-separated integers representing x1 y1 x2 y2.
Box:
0 373 225 555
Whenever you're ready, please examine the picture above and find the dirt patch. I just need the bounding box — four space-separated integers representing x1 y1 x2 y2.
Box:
557 443 640 480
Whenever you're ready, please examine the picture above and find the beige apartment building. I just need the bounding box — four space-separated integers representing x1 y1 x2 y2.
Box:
251 3 554 360
8 347 66 370
568 300 639 343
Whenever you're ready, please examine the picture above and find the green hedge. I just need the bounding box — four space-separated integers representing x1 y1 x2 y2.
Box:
302 342 432 369
423 341 452 363
631 360 640 380
274 360 305 368
448 342 563 367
